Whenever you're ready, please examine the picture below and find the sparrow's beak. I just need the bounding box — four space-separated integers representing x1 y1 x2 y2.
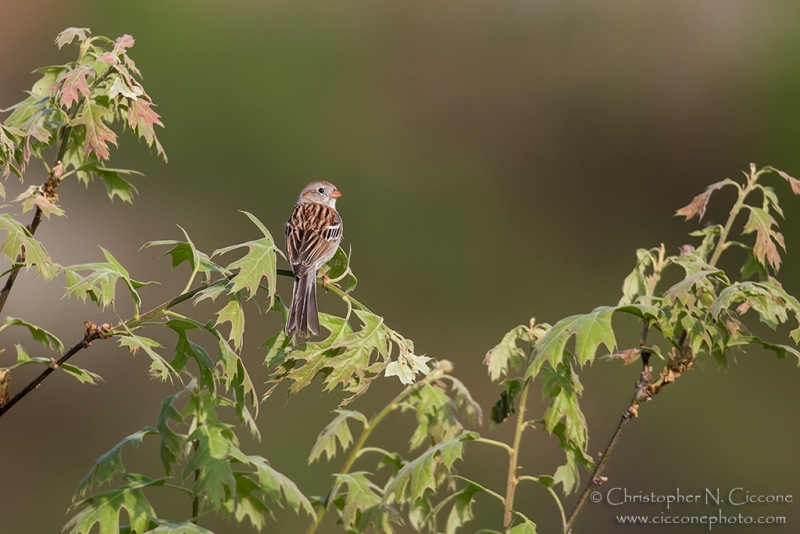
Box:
330 189 342 199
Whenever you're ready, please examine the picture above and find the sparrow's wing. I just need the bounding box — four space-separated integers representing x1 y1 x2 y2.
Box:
286 203 342 277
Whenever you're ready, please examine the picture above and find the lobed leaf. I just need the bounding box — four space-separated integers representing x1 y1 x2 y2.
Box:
0 214 54 278
675 178 737 221
75 428 157 498
247 455 315 517
66 476 159 534
525 307 616 381
118 333 177 381
309 409 368 464
484 325 527 382
384 432 477 504
213 211 280 304
184 422 247 509
742 206 785 271
1 316 64 351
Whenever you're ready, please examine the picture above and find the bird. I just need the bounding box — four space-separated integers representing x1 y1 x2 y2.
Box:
285 181 343 337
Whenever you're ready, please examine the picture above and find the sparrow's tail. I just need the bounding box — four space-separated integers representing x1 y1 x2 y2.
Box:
286 272 319 337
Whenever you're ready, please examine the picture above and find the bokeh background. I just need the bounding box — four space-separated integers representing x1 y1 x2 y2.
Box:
2 1 800 533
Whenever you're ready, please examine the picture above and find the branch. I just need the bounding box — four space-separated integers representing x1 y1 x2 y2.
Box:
503 377 531 532
564 245 667 533
0 276 229 420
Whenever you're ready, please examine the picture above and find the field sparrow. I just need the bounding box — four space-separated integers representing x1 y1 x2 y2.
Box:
285 181 343 337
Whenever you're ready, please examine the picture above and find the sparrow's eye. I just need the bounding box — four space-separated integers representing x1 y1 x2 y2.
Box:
318 187 325 194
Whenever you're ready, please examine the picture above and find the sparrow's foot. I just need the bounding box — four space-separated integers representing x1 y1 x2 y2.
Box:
319 271 341 292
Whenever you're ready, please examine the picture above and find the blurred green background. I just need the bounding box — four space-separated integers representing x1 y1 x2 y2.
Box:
2 1 800 532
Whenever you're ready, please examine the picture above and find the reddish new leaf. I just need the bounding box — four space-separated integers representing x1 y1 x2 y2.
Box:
776 169 800 196
75 103 118 160
675 179 733 221
20 113 51 167
127 99 165 159
52 66 93 109
113 34 135 54
55 28 90 49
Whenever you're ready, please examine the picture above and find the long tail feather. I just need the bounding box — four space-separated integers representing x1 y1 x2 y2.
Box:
286 272 319 337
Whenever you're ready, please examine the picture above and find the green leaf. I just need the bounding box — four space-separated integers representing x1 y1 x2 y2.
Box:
0 214 54 278
66 476 158 534
118 333 177 381
325 309 388 392
61 363 103 385
213 211 279 303
309 409 368 464
550 421 595 495
542 362 588 451
490 378 522 426
75 427 157 498
618 248 655 306
62 248 154 310
283 313 354 394
332 473 386 531
165 319 214 373
484 325 527 381
223 473 273 531
216 337 258 417
384 432 477 504
184 422 247 509
447 375 483 425
94 167 141 203
247 455 315 517
144 521 215 533
508 517 538 534
216 294 245 351
689 225 723 263
156 393 186 476
427 478 486 534
525 307 617 380
1 316 64 352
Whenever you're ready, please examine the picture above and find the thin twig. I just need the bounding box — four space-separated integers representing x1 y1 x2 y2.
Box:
0 322 108 417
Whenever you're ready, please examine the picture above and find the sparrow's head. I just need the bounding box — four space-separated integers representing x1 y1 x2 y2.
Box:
298 181 342 208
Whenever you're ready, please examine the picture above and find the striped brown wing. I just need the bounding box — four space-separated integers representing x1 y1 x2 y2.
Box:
285 202 342 278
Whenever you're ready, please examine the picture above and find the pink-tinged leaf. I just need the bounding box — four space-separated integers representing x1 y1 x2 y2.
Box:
20 113 51 167
100 52 119 65
675 179 733 221
127 99 166 159
75 103 118 160
113 34 135 54
603 347 641 366
55 28 90 49
51 66 93 109
776 169 800 195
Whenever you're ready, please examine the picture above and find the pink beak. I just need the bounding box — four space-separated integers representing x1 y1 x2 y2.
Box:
330 189 342 198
